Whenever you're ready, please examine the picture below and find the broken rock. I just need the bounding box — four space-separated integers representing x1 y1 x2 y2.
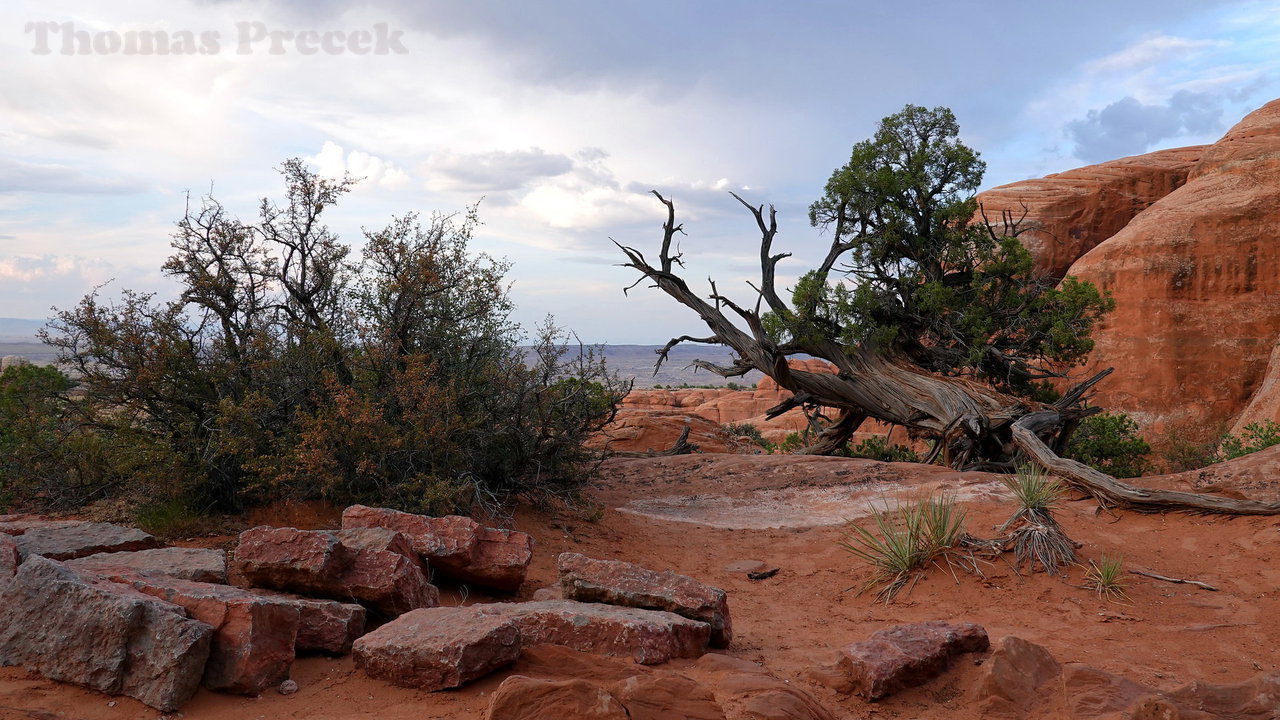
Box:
11 521 160 560
476 599 711 665
558 552 733 647
0 533 18 586
353 606 521 691
814 620 989 699
67 547 228 584
0 556 213 712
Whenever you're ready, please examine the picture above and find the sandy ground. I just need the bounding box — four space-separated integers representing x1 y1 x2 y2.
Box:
2 454 1278 719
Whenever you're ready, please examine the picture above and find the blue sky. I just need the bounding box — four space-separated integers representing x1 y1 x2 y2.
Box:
1 0 1278 343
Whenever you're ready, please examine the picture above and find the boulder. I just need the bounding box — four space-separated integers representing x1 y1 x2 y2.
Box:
1065 100 1280 439
975 145 1204 279
812 620 989 699
67 547 228 584
233 525 438 617
353 606 521 691
10 521 160 560
341 505 533 592
0 516 85 535
113 572 300 694
558 552 732 647
976 635 1064 718
486 676 630 720
0 533 18 586
476 600 711 665
609 673 727 720
689 654 835 720
248 590 366 655
0 556 213 712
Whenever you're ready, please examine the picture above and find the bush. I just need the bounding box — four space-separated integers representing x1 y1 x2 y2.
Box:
1066 412 1151 478
723 422 767 448
847 435 920 463
34 161 628 516
838 493 966 602
1216 420 1280 461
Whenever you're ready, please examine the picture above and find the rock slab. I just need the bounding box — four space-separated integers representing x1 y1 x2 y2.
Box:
814 620 989 699
341 505 534 591
558 552 733 647
11 521 160 560
353 606 521 691
0 556 213 711
0 533 18 586
67 547 228 584
476 600 711 665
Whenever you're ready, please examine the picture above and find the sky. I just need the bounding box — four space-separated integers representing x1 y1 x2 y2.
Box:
1 0 1278 344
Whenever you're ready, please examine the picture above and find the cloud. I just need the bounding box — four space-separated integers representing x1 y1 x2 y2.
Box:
0 158 146 194
1065 91 1225 162
305 141 409 190
0 254 111 283
1085 34 1220 74
424 147 573 192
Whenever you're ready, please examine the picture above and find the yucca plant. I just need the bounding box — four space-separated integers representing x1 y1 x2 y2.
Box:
999 463 1076 575
839 493 966 602
1082 555 1130 602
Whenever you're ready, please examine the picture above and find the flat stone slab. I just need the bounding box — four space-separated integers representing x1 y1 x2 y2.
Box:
558 552 732 648
11 522 160 560
815 620 989 699
67 547 228 584
477 600 711 665
0 556 213 712
353 606 520 691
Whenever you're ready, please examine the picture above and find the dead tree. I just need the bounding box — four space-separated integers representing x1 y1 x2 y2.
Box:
616 191 1280 516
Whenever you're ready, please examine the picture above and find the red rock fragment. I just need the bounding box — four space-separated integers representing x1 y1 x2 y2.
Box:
353 606 520 691
67 547 228 584
558 552 732 647
815 620 989 699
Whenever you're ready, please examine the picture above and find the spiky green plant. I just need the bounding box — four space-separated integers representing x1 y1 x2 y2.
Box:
839 493 966 601
1082 555 1129 602
999 463 1076 575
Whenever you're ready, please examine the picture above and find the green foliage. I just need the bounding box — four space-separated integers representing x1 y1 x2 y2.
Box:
35 160 628 516
1216 420 1280 461
1066 412 1151 478
838 493 966 602
789 105 1113 396
1082 555 1130 602
848 435 920 463
723 422 767 448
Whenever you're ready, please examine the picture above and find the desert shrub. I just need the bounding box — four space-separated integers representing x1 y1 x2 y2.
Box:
848 435 920 463
772 432 805 454
839 493 966 602
1065 412 1151 478
998 464 1076 575
1081 554 1129 602
35 161 627 516
1216 420 1280 461
723 422 767 448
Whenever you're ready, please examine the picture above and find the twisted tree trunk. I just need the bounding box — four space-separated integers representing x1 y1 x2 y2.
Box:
617 192 1280 516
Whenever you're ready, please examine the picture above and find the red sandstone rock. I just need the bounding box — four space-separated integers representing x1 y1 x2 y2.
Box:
814 620 989 699
976 635 1063 718
558 552 732 647
976 146 1204 279
114 572 300 695
486 676 629 720
10 521 159 560
1065 100 1280 439
233 525 439 617
689 653 835 720
0 516 85 535
340 505 533 592
67 547 227 584
252 590 366 655
609 673 726 720
475 599 711 665
0 534 18 585
0 556 213 711
352 606 521 691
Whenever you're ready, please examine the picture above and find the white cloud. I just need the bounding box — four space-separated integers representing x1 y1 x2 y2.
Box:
305 141 409 190
1084 34 1220 75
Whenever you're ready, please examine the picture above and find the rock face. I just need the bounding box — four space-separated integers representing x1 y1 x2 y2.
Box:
233 525 439 617
112 572 300 695
487 676 630 720
9 521 160 560
340 505 533 592
976 146 1204 279
1062 100 1280 439
558 552 732 648
353 606 521 691
0 556 213 711
476 600 711 665
978 635 1280 719
0 533 18 586
67 547 228 584
812 620 989 699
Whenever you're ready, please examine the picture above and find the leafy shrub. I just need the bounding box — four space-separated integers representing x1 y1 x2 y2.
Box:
723 422 767 448
848 435 920 463
1066 412 1151 478
1216 420 1280 461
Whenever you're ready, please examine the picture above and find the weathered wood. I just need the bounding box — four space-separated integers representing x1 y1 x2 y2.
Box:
611 425 699 458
